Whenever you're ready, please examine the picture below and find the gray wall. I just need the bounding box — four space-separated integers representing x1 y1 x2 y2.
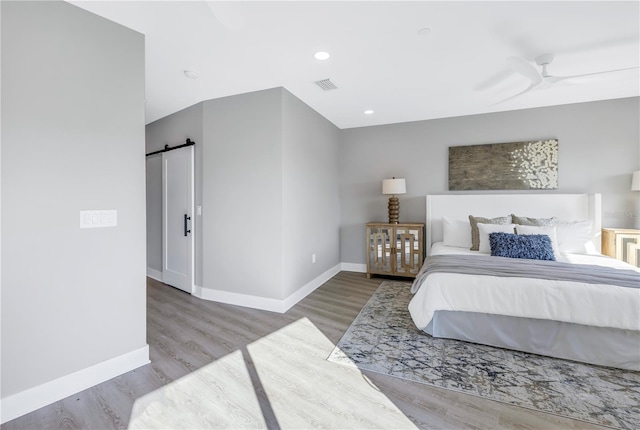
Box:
146 88 342 301
282 89 341 297
339 97 640 264
1 0 147 397
203 89 284 298
145 103 203 285
145 155 163 272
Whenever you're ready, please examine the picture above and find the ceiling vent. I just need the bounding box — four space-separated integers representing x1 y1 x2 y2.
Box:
314 78 338 91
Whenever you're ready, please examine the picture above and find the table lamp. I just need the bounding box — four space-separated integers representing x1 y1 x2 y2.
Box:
382 177 406 224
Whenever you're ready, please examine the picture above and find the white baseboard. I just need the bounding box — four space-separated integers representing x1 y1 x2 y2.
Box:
0 345 150 424
340 262 366 273
194 263 342 313
281 263 341 312
146 267 163 282
193 285 288 313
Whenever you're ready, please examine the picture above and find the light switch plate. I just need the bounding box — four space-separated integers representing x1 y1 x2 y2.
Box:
80 210 117 228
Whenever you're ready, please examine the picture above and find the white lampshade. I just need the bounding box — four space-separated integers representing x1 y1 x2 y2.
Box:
632 171 640 191
382 178 406 195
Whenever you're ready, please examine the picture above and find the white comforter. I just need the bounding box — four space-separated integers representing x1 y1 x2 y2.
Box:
408 243 640 332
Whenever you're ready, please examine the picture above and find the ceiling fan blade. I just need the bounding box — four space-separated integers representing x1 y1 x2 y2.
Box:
506 56 543 84
493 82 539 105
475 69 513 91
546 66 639 84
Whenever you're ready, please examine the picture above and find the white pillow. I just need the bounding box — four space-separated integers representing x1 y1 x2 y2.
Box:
515 225 560 257
443 217 472 248
477 223 516 253
556 220 595 254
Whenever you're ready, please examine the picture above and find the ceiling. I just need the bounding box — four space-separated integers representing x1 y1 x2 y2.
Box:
70 1 640 129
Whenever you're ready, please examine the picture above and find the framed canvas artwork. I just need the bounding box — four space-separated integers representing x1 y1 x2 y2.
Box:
449 139 558 190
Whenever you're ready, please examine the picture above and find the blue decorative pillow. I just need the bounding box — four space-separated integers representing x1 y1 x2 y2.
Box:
489 232 556 261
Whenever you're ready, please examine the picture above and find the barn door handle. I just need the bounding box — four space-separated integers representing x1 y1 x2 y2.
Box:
184 214 191 236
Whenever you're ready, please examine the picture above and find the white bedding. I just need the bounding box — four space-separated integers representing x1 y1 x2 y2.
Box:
409 242 640 332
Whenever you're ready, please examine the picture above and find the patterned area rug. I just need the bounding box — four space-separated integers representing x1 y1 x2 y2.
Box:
327 281 640 430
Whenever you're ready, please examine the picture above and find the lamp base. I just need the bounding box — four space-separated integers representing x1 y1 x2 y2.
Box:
388 196 399 224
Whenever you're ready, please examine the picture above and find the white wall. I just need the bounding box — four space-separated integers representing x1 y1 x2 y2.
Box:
339 97 640 264
1 0 148 417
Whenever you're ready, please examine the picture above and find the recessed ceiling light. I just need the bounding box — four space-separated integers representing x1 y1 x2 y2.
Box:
184 70 199 79
364 110 374 115
418 27 431 35
314 51 331 61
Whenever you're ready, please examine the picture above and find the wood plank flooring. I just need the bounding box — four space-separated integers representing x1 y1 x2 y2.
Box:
2 272 608 429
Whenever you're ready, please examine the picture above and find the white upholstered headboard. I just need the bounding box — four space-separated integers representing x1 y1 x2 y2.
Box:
425 193 601 255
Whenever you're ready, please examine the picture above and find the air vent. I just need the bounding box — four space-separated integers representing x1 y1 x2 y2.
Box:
314 78 338 91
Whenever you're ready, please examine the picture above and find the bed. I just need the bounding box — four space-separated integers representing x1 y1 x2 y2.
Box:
408 193 640 371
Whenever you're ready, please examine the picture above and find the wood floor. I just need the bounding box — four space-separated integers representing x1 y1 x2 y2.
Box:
3 272 607 429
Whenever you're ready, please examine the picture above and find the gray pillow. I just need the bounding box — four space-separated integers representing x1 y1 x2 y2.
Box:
468 215 512 251
511 214 557 226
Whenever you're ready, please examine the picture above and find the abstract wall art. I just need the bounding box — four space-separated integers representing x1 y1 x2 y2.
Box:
448 139 558 190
